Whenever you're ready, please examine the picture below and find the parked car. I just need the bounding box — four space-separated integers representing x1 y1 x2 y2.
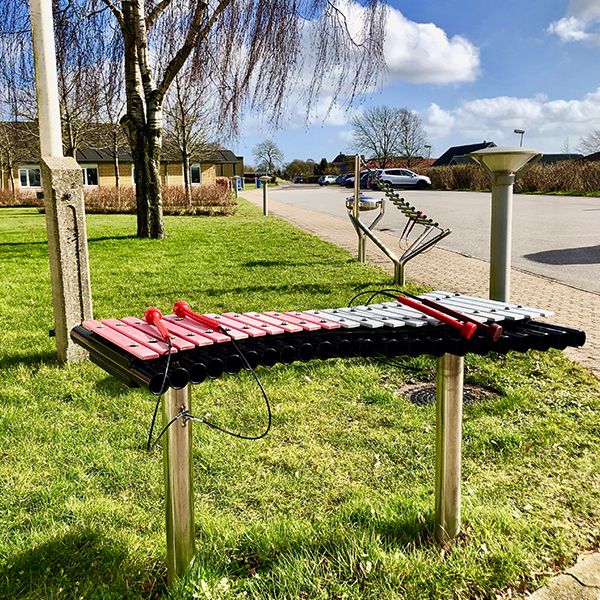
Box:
343 171 372 189
318 174 338 185
335 174 348 185
293 176 303 183
372 168 431 189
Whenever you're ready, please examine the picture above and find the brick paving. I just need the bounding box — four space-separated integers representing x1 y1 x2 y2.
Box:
244 188 599 376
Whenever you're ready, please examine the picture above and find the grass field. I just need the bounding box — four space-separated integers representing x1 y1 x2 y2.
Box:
0 202 598 599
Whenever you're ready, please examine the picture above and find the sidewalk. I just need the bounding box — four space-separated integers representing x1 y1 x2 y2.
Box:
242 187 600 599
243 187 599 377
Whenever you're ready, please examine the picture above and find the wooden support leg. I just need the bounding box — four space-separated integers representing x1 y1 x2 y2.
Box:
435 353 464 543
163 385 195 583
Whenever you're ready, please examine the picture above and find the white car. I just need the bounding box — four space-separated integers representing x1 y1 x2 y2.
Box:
318 174 338 185
374 168 431 189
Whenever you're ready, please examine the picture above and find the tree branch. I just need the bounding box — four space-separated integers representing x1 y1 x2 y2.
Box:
157 0 215 98
147 0 172 29
99 0 124 28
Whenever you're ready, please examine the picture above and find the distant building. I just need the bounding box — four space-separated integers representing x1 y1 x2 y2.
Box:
0 121 243 193
331 153 358 174
432 141 497 167
583 152 600 162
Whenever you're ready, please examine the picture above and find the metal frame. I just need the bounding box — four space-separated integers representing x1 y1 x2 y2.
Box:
163 386 195 583
161 355 464 582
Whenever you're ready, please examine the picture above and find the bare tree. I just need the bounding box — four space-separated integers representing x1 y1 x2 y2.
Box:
352 106 428 168
88 25 129 193
163 62 215 205
253 140 283 174
578 130 600 155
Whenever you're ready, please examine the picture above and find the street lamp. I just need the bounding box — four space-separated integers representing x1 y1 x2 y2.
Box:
468 147 542 302
424 144 432 159
513 128 525 147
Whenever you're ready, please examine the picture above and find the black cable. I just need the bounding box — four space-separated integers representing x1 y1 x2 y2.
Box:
148 333 272 448
348 288 401 307
190 336 272 440
146 337 172 451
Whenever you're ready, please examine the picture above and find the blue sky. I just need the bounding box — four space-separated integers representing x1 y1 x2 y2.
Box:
234 0 600 166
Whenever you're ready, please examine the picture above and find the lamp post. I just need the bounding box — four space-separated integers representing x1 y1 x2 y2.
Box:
513 129 525 147
468 147 542 302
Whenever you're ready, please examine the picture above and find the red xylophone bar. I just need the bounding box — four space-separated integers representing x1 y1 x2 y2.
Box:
401 292 503 342
396 295 477 340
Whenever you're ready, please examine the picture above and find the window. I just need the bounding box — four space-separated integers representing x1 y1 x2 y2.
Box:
19 167 41 188
81 165 99 186
190 164 201 184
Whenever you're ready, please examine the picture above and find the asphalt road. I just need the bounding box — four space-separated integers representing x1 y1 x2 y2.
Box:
265 184 600 293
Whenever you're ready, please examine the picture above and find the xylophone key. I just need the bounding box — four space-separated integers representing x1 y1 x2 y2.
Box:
83 320 160 360
102 318 176 354
163 315 234 342
223 312 286 335
122 317 209 348
243 312 304 333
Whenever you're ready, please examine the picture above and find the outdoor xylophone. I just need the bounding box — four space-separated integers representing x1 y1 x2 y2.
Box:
70 292 586 583
71 292 585 394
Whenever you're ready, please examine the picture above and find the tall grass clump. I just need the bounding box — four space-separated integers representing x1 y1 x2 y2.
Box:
0 180 235 215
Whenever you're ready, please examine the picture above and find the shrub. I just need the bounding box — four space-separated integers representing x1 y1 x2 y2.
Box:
0 188 40 207
422 160 600 194
83 182 236 216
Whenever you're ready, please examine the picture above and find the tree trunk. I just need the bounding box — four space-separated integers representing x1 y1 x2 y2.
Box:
182 153 191 207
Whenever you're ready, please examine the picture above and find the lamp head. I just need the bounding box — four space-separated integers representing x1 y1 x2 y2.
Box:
467 147 542 176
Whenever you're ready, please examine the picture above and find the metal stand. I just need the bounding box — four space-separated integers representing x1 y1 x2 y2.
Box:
489 173 515 302
434 353 464 543
163 385 195 583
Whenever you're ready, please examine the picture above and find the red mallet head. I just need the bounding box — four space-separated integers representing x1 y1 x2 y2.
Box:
144 307 172 342
173 301 191 318
459 321 478 340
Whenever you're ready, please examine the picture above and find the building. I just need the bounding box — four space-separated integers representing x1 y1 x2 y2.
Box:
432 142 497 167
0 122 243 193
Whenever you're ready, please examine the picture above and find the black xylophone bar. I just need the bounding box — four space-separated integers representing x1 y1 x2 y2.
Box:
94 321 584 392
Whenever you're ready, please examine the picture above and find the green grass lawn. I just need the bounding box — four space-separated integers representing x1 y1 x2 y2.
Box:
0 202 598 600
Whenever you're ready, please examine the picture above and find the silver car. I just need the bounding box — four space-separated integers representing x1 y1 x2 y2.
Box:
375 168 431 189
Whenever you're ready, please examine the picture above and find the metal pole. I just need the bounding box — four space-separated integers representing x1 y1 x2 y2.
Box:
353 155 365 262
261 176 269 216
30 0 63 157
489 173 515 302
394 262 405 287
163 385 195 583
435 353 464 544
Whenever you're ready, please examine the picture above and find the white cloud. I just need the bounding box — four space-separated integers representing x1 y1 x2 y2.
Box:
383 11 479 84
423 88 600 153
548 0 600 44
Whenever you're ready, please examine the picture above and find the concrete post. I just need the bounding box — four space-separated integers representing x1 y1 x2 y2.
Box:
41 158 93 362
260 176 270 215
489 173 515 303
30 0 92 362
30 0 62 157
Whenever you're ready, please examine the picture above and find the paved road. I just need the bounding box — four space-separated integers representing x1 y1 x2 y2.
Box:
266 185 600 293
